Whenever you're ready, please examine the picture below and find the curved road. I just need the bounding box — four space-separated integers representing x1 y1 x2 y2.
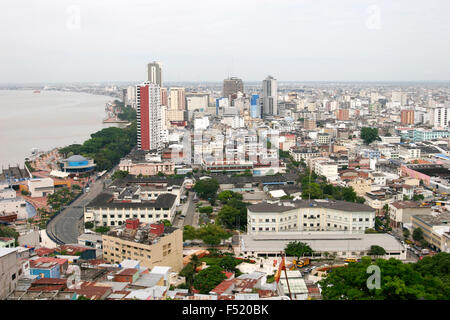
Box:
46 174 109 244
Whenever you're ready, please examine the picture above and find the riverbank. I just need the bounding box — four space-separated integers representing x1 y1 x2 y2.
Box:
0 89 117 168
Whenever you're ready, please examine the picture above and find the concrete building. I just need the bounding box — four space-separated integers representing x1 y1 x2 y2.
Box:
412 212 450 251
401 110 415 125
169 87 186 111
313 161 338 182
337 109 349 121
102 221 183 272
247 199 375 235
84 191 178 228
388 201 432 228
262 76 278 116
223 77 244 100
136 82 162 151
27 177 54 197
147 61 162 87
240 232 406 260
0 248 20 299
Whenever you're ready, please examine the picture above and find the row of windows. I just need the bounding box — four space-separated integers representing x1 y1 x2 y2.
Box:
101 214 168 219
251 215 374 223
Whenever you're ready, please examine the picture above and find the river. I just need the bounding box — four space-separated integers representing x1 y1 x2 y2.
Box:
0 89 122 168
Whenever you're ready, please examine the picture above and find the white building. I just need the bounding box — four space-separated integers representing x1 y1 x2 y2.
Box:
313 161 338 182
27 178 54 197
240 232 406 260
247 199 375 235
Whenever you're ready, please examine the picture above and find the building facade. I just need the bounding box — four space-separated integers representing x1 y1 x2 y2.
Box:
136 82 162 151
247 199 375 235
102 222 183 272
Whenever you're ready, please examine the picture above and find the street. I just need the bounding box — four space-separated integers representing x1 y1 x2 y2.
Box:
46 167 116 244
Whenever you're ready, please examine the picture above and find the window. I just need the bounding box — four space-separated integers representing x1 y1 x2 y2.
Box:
265 219 269 223
272 219 276 222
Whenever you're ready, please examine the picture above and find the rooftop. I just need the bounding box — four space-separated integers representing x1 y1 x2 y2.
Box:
248 199 374 213
240 232 405 253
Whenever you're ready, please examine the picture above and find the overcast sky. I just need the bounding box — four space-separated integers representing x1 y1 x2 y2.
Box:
1 0 449 83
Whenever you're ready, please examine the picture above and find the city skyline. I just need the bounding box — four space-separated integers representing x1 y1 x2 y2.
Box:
1 0 450 83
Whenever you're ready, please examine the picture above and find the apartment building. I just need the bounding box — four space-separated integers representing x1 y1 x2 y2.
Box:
102 220 183 272
247 199 375 235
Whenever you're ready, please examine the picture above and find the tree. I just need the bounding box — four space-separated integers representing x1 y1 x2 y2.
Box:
284 241 313 260
179 263 196 292
183 225 197 241
413 194 425 201
111 170 129 180
413 227 424 242
94 226 110 234
84 222 94 229
219 256 238 271
218 190 242 203
217 205 241 229
319 254 450 300
198 206 213 214
193 265 227 294
360 127 380 145
193 179 219 200
368 245 386 257
403 228 410 239
0 226 20 246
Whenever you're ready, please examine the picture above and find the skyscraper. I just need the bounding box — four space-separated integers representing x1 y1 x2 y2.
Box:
262 75 278 116
147 61 162 87
223 77 244 100
136 81 161 151
401 110 415 125
169 88 186 111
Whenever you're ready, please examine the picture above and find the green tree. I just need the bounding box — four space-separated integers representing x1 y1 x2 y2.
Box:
319 254 450 300
193 265 227 294
284 241 313 260
183 225 197 241
413 227 424 242
360 127 380 145
217 205 241 229
84 222 94 229
179 263 196 292
219 255 238 271
111 170 129 180
368 245 386 257
94 226 110 234
198 206 213 214
193 179 219 200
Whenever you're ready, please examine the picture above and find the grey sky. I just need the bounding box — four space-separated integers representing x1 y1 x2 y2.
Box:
1 0 449 83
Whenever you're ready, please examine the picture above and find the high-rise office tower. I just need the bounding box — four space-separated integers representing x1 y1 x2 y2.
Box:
337 109 350 121
136 81 161 151
223 77 244 100
161 87 168 106
147 61 163 87
401 110 415 125
262 75 278 116
250 94 261 118
169 88 186 110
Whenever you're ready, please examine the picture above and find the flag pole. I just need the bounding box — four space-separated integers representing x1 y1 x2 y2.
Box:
281 251 292 299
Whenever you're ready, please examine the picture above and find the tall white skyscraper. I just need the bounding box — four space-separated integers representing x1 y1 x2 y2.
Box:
147 61 163 87
136 81 162 151
262 75 278 116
